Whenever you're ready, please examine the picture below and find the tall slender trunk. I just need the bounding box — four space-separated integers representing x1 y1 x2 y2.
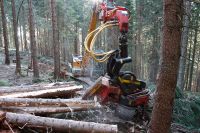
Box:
22 6 28 51
188 16 198 91
135 0 144 78
74 22 79 55
19 25 23 51
196 50 200 91
0 12 2 48
149 20 159 83
8 22 13 48
0 0 10 65
149 0 183 132
177 0 191 90
51 0 60 79
194 49 200 92
184 33 193 91
28 0 39 78
11 0 21 74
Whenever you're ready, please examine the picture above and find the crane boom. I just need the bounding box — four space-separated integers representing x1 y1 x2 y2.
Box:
81 6 98 72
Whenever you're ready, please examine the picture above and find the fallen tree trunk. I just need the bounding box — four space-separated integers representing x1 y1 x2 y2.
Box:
0 85 83 98
1 106 98 115
0 81 75 94
2 112 118 133
0 98 95 107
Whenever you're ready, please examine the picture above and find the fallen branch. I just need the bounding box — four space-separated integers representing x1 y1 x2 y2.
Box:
0 98 94 107
0 85 83 98
4 112 118 133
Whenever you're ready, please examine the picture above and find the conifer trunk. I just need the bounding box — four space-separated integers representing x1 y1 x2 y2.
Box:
11 0 21 74
28 0 39 78
0 0 10 65
149 0 183 132
51 0 60 79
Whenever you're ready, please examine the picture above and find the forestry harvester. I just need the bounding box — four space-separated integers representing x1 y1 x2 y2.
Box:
75 0 150 120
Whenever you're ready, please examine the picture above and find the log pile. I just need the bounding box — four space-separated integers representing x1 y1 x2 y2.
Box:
0 82 118 133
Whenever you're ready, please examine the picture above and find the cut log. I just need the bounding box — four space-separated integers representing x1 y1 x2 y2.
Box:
0 98 95 107
4 112 118 133
82 76 103 100
0 81 75 94
0 85 83 98
1 106 98 115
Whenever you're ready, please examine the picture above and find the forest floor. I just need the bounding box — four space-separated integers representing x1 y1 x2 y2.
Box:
0 50 31 86
0 64 32 86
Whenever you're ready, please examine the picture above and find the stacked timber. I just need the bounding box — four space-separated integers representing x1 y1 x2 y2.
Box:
0 82 118 133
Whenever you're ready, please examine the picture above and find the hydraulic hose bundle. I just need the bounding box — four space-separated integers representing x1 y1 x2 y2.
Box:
84 21 118 63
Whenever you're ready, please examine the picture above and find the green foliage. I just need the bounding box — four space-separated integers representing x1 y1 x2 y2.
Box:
32 78 43 83
0 80 10 86
173 93 200 130
148 84 200 130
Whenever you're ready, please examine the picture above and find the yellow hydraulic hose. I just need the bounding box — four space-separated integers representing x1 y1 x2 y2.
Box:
84 21 115 54
84 22 118 63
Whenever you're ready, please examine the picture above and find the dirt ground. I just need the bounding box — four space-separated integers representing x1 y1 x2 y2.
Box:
0 64 33 86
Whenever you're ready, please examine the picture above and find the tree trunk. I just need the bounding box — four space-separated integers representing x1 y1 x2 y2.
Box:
8 22 13 48
149 46 159 83
149 0 183 132
177 0 191 90
0 81 75 94
1 106 98 115
28 0 39 78
3 112 118 133
22 6 28 51
0 98 94 107
184 32 193 91
0 11 2 48
0 0 10 65
197 71 200 91
11 0 21 74
0 85 83 98
135 0 144 78
19 24 23 51
188 15 198 91
51 0 60 79
74 22 79 55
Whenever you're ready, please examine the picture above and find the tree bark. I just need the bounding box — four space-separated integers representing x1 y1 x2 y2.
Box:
74 22 79 55
0 81 75 94
0 15 2 48
0 85 83 98
0 98 94 107
184 32 193 91
3 112 118 133
135 0 144 78
28 0 39 78
177 0 191 90
1 106 97 115
51 0 60 79
19 24 23 51
149 0 183 132
188 15 198 91
149 45 159 83
0 0 10 65
22 6 28 51
197 71 200 91
149 19 160 83
11 0 21 74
